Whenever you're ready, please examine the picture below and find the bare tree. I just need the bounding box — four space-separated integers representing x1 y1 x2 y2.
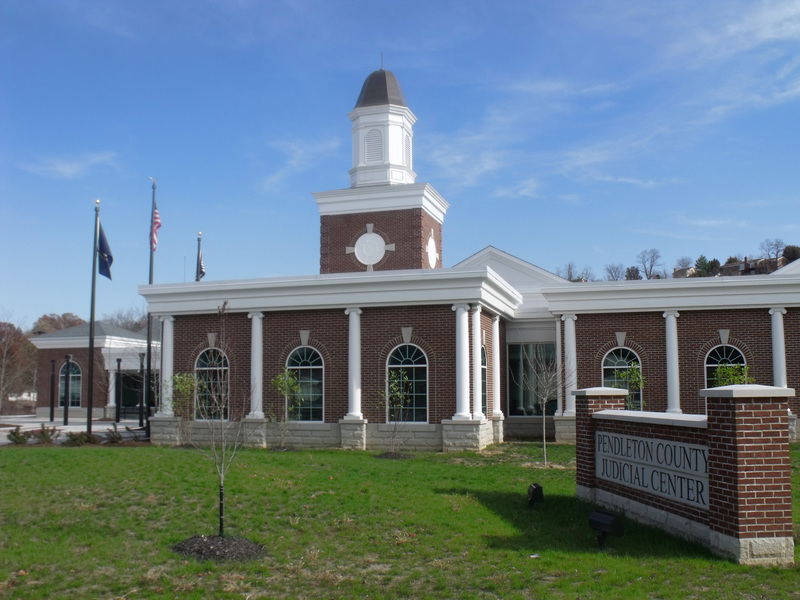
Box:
636 248 663 280
675 256 693 269
102 305 148 332
578 265 597 282
556 261 578 281
0 319 37 406
604 263 625 281
759 238 785 260
173 302 245 538
508 344 559 465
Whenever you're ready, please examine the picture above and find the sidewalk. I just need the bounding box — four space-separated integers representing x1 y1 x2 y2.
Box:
0 414 146 445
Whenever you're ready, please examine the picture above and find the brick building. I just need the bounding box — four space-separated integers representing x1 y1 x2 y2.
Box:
140 69 800 450
30 322 150 420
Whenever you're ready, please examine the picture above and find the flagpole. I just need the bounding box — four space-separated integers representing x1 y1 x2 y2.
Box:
145 178 156 435
196 232 205 282
86 199 101 435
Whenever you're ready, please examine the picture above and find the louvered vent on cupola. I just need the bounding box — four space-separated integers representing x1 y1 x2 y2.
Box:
365 129 383 163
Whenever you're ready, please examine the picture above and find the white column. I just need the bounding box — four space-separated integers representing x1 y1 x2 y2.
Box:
555 316 563 415
247 312 264 419
562 314 577 416
344 307 363 420
491 315 503 418
663 310 681 414
158 316 175 417
107 369 116 408
452 304 472 420
770 308 788 388
471 305 484 420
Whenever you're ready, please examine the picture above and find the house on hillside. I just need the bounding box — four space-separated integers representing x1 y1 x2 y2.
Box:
139 69 800 450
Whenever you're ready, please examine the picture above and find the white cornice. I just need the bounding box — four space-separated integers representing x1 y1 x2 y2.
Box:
313 182 449 224
542 274 800 314
30 335 150 351
139 267 522 318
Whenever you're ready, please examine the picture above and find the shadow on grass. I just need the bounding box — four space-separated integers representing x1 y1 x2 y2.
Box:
435 487 715 560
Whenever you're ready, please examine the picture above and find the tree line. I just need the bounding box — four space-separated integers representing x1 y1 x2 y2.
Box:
558 238 799 282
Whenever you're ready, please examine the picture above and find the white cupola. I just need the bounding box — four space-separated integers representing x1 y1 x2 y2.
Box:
348 69 417 188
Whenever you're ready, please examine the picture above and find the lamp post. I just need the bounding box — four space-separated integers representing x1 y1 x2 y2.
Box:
115 358 122 423
49 360 56 423
138 353 145 427
63 354 72 426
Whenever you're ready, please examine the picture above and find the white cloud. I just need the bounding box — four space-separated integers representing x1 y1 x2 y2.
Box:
21 151 117 179
494 177 541 199
595 175 678 188
261 138 341 190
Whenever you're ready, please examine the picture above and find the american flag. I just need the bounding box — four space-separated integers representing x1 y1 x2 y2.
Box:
151 202 162 251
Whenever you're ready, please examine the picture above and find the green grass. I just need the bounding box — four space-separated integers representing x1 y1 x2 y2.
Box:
1 443 798 599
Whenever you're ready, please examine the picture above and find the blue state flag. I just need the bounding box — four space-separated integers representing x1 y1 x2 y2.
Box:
98 223 114 280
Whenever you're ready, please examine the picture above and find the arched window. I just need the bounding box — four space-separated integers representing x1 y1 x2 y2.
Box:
603 348 643 410
286 347 324 421
386 344 428 422
59 361 81 407
195 348 229 419
365 129 383 163
705 345 746 388
481 346 488 416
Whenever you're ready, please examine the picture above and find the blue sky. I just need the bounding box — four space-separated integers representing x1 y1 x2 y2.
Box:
2 0 799 329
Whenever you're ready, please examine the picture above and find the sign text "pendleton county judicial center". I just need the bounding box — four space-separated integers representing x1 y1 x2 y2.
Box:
595 432 709 509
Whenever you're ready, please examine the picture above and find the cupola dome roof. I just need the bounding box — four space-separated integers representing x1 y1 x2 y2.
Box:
354 69 407 108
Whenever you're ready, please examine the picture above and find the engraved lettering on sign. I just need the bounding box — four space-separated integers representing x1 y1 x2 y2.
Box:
595 432 709 510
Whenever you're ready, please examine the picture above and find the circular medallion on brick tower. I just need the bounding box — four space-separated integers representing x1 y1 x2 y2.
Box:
426 232 438 268
354 231 387 267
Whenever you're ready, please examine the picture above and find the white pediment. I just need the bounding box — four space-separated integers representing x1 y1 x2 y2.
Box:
453 246 568 291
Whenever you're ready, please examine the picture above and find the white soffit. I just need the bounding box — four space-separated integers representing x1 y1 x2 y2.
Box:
139 267 522 318
313 182 449 224
541 274 800 314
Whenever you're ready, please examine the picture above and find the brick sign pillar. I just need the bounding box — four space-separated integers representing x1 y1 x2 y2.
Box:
702 384 795 565
574 387 627 504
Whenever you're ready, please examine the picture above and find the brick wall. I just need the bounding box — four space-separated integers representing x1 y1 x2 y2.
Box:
576 387 794 565
172 304 468 426
572 308 799 415
320 208 442 273
34 347 107 411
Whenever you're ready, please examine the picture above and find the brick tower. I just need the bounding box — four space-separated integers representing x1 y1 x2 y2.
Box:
314 69 449 274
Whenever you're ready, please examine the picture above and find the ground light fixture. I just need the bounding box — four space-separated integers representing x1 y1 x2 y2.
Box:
589 509 624 548
527 483 544 507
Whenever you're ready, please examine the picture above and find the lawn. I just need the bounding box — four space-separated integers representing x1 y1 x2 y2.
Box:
1 442 798 599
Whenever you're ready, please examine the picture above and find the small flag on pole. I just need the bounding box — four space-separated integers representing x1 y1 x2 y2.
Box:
98 223 113 280
151 201 162 251
196 232 206 281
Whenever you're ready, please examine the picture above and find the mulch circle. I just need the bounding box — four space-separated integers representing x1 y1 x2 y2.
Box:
172 535 266 562
375 451 413 460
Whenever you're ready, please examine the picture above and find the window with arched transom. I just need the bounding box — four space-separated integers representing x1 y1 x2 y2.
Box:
705 345 746 388
286 347 324 421
602 348 643 410
59 361 81 407
386 344 428 423
194 348 229 419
